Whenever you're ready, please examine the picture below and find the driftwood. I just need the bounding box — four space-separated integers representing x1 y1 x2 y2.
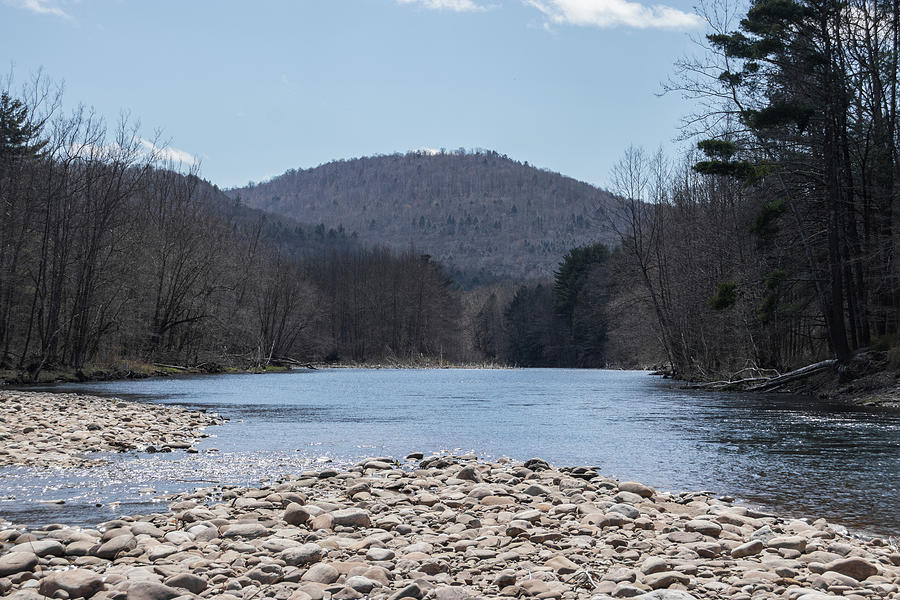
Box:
682 376 770 391
270 357 318 369
746 358 837 392
684 359 837 392
152 362 194 371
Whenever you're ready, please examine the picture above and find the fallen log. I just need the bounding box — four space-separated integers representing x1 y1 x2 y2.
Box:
746 359 837 392
681 359 837 392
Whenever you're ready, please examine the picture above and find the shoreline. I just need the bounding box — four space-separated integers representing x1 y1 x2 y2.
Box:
0 388 896 535
1 455 898 600
0 391 224 469
4 361 899 410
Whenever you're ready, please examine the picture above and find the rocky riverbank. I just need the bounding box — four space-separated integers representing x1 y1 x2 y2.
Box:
0 455 897 600
0 391 224 468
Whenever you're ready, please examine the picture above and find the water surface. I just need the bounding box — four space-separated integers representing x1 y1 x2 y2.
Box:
2 369 898 536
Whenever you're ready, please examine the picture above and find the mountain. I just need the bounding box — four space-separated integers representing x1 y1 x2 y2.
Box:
228 150 620 282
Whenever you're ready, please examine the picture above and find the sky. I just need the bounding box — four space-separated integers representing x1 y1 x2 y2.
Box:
1 0 710 190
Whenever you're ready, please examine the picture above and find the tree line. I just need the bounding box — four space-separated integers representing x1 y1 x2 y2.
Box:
607 0 900 379
0 77 474 380
0 75 637 380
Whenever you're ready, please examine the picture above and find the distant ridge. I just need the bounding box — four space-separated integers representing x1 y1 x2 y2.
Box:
228 150 619 282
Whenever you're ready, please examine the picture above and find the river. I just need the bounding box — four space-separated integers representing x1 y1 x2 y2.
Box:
2 368 898 536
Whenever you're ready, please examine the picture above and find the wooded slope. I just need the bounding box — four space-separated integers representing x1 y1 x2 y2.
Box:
229 151 619 282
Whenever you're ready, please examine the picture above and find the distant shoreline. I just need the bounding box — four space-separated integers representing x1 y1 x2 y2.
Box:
3 359 897 408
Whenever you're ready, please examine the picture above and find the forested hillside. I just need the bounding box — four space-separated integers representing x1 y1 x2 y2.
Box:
603 0 900 385
230 151 619 282
0 82 468 379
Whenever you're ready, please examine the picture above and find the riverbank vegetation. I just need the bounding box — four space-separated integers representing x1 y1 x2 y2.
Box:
0 74 637 381
601 0 900 393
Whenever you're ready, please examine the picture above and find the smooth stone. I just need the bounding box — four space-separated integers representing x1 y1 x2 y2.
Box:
608 503 640 519
0 551 39 576
767 536 807 552
366 547 395 561
345 576 381 593
125 581 183 600
821 557 878 580
95 533 136 559
546 556 579 574
643 571 690 590
9 540 65 557
331 508 371 528
618 481 655 498
389 582 423 600
666 531 702 544
683 520 721 537
38 569 104 599
247 563 283 584
164 572 207 594
221 523 269 538
285 503 311 525
614 491 645 504
731 540 764 558
432 586 478 600
302 563 339 584
523 484 552 496
282 543 324 566
147 545 178 561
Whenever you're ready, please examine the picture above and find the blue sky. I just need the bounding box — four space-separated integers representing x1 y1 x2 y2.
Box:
1 0 707 190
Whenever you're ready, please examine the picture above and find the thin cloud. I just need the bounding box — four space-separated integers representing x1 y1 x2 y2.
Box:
525 0 701 30
139 139 199 167
4 0 71 19
396 0 489 12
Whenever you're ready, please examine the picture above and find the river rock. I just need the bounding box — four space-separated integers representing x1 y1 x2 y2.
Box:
684 520 722 537
731 539 764 558
390 582 423 600
125 581 183 600
282 543 324 566
768 536 807 552
1 449 897 600
0 552 37 576
821 557 878 580
346 575 382 593
644 570 690 589
94 533 136 558
221 523 269 538
608 503 640 519
285 502 311 525
618 481 655 498
302 563 339 584
641 557 669 575
248 562 283 584
332 508 371 528
546 555 579 574
164 572 207 593
38 568 104 599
